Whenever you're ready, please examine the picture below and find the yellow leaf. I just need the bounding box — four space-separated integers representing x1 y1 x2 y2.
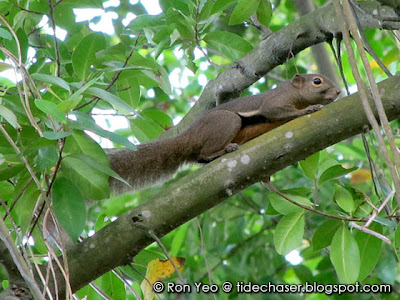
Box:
140 257 186 300
140 280 154 300
350 169 372 184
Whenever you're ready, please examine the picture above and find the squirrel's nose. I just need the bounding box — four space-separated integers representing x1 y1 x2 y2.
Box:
335 88 341 96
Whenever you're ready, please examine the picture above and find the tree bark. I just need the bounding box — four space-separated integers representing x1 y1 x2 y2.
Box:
45 73 400 297
162 1 399 138
1 1 400 299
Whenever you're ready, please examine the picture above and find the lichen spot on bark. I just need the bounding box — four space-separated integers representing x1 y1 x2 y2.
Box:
227 160 237 169
240 154 250 165
142 210 151 220
224 180 234 196
285 131 293 139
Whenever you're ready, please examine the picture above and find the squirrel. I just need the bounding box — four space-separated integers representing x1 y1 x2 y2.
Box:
108 74 341 192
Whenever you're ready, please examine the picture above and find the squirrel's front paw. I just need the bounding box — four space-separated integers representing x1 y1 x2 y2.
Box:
307 104 323 113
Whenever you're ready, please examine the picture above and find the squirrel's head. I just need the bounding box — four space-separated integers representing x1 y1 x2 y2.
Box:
291 74 341 105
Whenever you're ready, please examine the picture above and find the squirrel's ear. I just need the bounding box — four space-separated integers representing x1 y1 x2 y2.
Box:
292 74 305 88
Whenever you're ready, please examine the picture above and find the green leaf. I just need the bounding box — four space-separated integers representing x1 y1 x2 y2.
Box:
0 164 24 181
34 99 66 122
36 146 58 172
330 224 360 283
376 252 397 284
127 52 171 94
293 265 314 283
94 214 111 231
0 104 21 130
86 87 135 113
61 156 110 200
69 112 136 150
374 216 397 228
75 154 130 187
299 152 319 179
211 0 236 14
118 78 140 109
198 0 214 21
127 14 166 32
312 219 342 251
170 222 190 256
130 117 164 142
96 272 126 300
203 31 253 61
52 177 86 242
355 223 383 281
333 184 354 213
269 192 312 215
65 130 110 165
31 73 71 92
0 28 12 40
72 33 106 80
0 181 14 202
42 131 73 140
13 183 40 234
59 76 101 113
141 109 172 128
256 0 272 28
318 165 358 185
229 0 259 25
274 211 305 255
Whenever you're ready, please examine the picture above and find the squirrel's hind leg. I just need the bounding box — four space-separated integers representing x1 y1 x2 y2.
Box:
196 110 242 162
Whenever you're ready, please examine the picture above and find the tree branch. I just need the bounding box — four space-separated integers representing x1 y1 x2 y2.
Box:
162 0 400 138
42 73 400 296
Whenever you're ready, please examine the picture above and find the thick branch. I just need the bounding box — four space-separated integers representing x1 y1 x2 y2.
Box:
163 0 399 138
48 74 400 296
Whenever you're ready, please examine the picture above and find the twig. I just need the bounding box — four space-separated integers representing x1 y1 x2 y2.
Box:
249 14 272 38
5 178 33 220
263 177 368 222
335 0 400 207
42 209 74 300
197 225 272 282
361 134 381 199
0 15 22 66
0 123 41 188
348 0 392 77
193 0 228 69
0 46 42 135
0 197 31 269
196 218 217 300
88 282 112 300
74 40 138 111
112 269 142 300
48 0 61 77
28 137 65 238
13 4 44 15
133 223 185 283
364 190 395 228
350 222 391 244
0 218 46 300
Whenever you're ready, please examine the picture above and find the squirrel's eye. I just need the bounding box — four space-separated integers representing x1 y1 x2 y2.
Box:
313 78 322 85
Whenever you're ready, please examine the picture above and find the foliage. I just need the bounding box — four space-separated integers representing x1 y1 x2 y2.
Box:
0 0 399 299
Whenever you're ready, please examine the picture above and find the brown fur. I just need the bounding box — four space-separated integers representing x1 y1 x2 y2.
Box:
109 74 341 193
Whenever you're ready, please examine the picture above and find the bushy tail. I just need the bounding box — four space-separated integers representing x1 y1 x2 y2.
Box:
107 135 193 193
